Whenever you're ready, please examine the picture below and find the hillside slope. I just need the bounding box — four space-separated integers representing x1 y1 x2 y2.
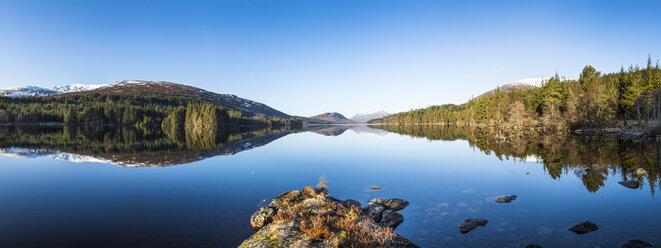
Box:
309 112 356 124
42 80 292 118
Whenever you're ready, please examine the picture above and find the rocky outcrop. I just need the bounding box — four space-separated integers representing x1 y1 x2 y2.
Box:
458 218 488 233
568 221 598 234
250 207 276 230
379 210 404 229
239 186 418 248
370 198 410 211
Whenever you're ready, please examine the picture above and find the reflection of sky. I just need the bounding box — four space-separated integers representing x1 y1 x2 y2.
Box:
0 129 660 247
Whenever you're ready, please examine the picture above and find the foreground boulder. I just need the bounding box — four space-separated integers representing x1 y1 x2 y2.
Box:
250 207 276 230
620 239 654 248
380 210 404 228
568 221 598 234
458 218 488 233
239 186 418 248
494 195 518 203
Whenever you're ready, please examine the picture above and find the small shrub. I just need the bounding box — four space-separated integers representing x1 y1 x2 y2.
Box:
317 175 328 191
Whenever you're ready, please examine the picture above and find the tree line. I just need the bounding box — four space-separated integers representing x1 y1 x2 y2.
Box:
369 56 661 130
0 92 302 134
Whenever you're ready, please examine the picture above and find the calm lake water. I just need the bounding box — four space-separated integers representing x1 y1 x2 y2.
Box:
1 125 660 248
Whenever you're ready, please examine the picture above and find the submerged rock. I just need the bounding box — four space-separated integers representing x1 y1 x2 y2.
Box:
525 244 542 248
458 218 488 233
370 198 410 211
494 195 518 203
620 239 655 248
619 180 641 189
568 221 598 234
635 168 647 176
250 206 275 231
240 185 418 248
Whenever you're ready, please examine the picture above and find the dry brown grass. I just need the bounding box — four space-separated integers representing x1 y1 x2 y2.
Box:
297 204 396 246
300 215 334 241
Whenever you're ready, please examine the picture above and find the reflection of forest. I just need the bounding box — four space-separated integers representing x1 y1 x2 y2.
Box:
374 124 661 194
0 125 299 167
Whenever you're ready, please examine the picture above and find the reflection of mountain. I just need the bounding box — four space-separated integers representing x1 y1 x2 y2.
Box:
373 124 661 194
350 125 388 137
0 126 297 167
309 126 352 136
307 125 389 137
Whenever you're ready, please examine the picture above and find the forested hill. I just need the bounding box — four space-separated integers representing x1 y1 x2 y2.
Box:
53 80 291 118
0 81 302 139
369 57 661 130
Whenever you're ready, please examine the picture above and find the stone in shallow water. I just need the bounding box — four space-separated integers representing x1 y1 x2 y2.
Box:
619 180 640 189
380 209 404 228
370 198 410 211
494 195 518 203
620 239 654 248
250 206 275 231
636 168 647 176
568 221 598 234
525 245 542 248
458 218 488 233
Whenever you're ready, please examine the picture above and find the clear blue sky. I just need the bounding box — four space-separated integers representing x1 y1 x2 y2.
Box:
1 0 660 117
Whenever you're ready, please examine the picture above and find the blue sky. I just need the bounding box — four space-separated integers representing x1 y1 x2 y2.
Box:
0 0 660 117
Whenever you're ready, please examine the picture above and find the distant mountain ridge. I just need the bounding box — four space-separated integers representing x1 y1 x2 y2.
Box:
0 83 107 97
350 110 390 123
308 112 356 124
1 80 290 118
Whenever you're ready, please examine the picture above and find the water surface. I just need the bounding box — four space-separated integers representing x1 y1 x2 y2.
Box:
0 125 659 247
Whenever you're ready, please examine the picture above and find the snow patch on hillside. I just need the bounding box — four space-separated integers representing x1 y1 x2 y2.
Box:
1 83 109 97
350 110 390 123
504 78 548 88
52 84 107 93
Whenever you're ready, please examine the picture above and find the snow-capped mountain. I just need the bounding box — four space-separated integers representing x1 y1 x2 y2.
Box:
478 78 558 98
349 110 390 123
52 83 108 93
0 83 108 97
0 86 61 97
504 78 548 88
